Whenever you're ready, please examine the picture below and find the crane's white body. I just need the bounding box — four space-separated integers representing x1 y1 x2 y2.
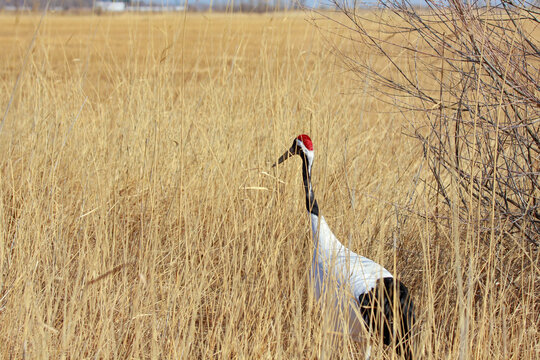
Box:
310 212 392 341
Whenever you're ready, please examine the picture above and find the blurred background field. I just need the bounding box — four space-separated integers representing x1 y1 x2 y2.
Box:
0 11 537 359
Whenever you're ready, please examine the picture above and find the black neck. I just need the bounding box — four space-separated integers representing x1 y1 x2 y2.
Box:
301 153 319 216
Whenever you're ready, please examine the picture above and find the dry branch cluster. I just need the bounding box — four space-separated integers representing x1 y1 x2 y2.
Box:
334 0 540 245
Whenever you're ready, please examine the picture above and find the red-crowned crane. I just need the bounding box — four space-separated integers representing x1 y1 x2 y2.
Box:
273 134 415 359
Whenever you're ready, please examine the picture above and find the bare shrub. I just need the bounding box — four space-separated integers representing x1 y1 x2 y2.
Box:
330 0 540 245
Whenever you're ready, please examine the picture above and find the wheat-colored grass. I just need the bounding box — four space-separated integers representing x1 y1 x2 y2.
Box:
0 12 537 359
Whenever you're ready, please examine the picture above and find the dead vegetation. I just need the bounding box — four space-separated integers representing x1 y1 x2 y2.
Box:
0 11 537 359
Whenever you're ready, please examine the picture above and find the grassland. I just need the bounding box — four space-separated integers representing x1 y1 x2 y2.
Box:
0 12 537 359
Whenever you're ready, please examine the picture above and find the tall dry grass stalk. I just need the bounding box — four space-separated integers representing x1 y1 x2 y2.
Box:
0 11 537 359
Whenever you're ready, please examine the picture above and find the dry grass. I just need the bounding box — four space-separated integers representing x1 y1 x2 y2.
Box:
0 11 537 359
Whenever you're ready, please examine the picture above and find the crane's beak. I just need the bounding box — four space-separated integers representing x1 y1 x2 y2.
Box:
272 147 295 168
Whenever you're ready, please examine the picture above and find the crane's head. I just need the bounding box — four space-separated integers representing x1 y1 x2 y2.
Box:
272 134 314 168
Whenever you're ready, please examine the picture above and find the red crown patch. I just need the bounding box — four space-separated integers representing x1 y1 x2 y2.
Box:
296 134 313 151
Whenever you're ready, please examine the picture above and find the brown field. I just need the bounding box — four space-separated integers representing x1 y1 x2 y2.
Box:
0 12 537 359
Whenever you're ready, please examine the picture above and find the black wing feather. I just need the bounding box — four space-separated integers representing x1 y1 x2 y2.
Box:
358 277 415 359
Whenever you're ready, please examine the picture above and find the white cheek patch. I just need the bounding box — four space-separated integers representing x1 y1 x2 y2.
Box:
305 150 314 164
296 139 314 173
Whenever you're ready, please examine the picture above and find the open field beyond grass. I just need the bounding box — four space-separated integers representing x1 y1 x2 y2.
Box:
0 12 537 359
